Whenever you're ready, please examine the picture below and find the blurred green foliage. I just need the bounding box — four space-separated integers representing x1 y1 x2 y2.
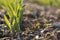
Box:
30 0 60 7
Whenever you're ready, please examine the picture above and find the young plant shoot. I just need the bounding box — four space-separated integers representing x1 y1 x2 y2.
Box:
0 0 24 36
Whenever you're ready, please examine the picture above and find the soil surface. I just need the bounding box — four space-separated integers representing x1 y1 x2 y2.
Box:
0 1 60 40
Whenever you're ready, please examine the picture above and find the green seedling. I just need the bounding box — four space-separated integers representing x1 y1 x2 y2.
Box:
0 0 24 34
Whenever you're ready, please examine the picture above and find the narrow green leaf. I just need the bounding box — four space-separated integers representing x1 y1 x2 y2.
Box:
4 15 12 32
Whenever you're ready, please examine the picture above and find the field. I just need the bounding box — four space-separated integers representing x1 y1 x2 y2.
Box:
0 0 60 40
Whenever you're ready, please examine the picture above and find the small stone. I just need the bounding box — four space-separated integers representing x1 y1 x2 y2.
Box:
35 35 39 39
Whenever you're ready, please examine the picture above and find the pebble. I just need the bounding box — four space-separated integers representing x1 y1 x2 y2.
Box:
35 35 39 39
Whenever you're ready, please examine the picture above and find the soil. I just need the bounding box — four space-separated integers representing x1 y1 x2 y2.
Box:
0 1 60 40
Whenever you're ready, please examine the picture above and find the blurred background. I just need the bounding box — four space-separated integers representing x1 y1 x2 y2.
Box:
23 0 60 23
